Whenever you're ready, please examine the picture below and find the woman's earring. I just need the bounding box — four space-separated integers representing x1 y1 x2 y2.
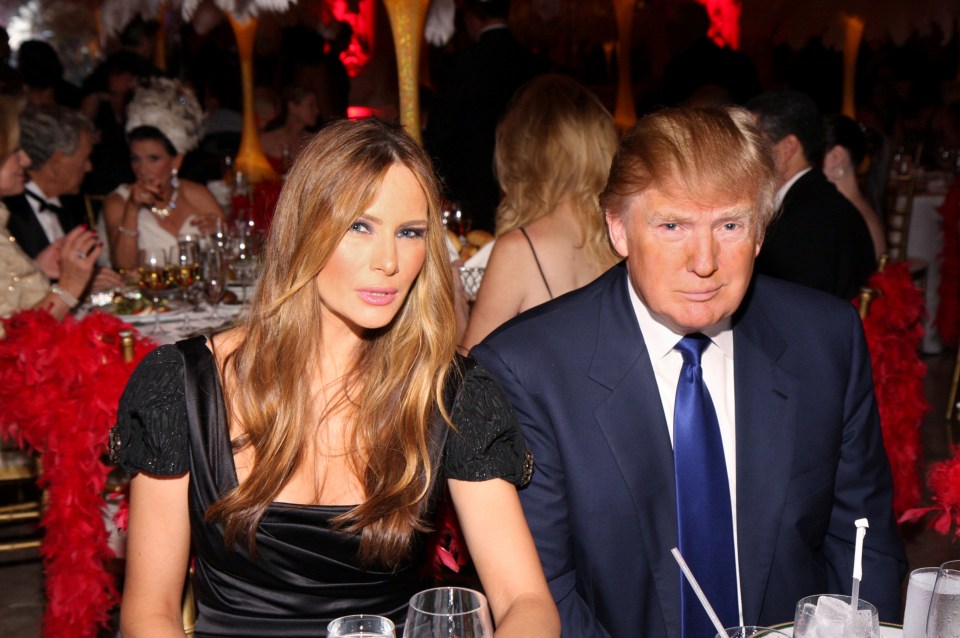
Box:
170 168 180 190
835 166 845 179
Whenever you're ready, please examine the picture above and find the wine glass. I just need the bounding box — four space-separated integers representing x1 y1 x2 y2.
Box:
201 250 227 321
228 229 257 303
927 560 960 637
403 587 493 638
137 248 168 335
171 239 200 329
327 614 396 638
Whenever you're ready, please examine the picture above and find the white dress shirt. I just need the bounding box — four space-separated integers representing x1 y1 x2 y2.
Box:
775 167 811 209
24 182 65 245
626 276 745 624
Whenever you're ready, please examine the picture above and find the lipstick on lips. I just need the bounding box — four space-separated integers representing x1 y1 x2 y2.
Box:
357 287 398 306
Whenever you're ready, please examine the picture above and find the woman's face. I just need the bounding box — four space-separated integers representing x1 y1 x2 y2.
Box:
129 138 179 186
0 147 30 196
313 164 429 343
289 94 319 128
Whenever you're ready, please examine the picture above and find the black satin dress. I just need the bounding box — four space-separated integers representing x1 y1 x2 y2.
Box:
110 337 533 637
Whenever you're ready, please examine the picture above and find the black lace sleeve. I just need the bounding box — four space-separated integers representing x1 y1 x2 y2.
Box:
445 362 534 488
109 344 189 476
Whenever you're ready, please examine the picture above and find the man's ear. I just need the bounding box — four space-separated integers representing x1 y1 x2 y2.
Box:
606 210 629 258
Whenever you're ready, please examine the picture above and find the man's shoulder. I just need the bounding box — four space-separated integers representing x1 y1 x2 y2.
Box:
742 275 859 324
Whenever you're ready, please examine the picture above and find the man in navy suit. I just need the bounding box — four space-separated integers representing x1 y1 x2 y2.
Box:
471 107 906 637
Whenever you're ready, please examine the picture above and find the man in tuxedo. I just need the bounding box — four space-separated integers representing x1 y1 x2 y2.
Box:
747 90 876 300
5 103 93 259
471 107 906 637
424 0 547 232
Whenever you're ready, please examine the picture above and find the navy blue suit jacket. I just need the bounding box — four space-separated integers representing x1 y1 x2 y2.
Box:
471 264 906 637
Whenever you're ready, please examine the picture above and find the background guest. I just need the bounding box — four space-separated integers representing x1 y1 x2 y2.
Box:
424 0 548 233
259 84 320 174
748 90 876 299
462 75 619 349
823 114 887 259
5 104 95 258
100 78 225 270
0 92 104 322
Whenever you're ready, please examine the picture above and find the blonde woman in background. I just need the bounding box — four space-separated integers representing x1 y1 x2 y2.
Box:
462 75 620 349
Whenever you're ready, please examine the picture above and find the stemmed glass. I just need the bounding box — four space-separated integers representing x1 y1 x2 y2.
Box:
403 587 493 638
137 248 168 335
327 614 396 638
228 229 257 303
927 560 960 637
171 239 200 329
201 249 227 322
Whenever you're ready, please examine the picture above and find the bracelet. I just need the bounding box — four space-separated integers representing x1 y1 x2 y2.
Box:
117 224 139 237
50 284 80 309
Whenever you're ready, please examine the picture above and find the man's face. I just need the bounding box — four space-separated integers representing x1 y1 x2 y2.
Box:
54 130 93 195
607 187 761 334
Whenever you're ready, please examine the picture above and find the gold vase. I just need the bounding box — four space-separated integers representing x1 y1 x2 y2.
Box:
841 14 864 119
613 0 637 132
383 0 431 144
228 13 279 184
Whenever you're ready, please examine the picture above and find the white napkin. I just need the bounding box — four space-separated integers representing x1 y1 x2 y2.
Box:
465 240 495 269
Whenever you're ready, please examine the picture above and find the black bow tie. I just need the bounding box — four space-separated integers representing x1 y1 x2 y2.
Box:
25 189 63 214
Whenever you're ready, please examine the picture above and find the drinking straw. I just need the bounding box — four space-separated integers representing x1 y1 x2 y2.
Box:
671 547 727 638
850 518 870 613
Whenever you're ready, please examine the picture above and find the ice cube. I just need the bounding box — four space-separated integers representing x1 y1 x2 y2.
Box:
815 595 852 621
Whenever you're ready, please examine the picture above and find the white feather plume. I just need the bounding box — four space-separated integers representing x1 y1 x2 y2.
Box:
99 0 165 38
180 0 297 21
125 78 204 155
425 0 456 47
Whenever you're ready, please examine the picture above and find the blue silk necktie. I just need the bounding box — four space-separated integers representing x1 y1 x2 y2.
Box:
674 333 738 638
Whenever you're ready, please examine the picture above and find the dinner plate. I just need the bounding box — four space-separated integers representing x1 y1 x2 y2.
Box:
96 300 192 325
768 621 903 636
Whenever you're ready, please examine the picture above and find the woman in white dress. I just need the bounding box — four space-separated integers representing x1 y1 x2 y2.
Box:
101 78 226 270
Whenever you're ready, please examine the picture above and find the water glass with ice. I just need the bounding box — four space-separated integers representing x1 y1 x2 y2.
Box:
327 614 395 638
928 560 960 638
715 626 791 637
794 594 880 638
903 567 940 637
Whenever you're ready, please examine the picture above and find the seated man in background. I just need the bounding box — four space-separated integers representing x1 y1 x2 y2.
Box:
5 103 121 290
471 106 906 637
747 90 876 300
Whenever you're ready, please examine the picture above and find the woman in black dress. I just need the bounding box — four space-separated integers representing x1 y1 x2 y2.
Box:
111 118 559 637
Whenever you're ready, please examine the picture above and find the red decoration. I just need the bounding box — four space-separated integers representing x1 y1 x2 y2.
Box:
424 494 469 581
696 0 742 49
0 310 154 638
901 445 960 539
853 262 927 518
935 176 960 347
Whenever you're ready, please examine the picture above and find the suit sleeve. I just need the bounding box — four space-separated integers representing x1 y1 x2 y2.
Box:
821 307 907 621
471 341 613 638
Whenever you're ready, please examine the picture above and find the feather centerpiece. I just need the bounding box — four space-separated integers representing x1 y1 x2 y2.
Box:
179 0 296 21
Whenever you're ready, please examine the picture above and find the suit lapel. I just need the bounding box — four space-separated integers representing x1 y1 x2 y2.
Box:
732 282 799 622
588 266 681 637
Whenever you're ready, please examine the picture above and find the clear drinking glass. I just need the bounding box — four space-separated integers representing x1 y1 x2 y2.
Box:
793 594 879 638
171 239 200 328
228 229 257 303
403 587 493 638
928 560 960 638
137 247 168 335
715 627 790 638
903 567 940 638
327 614 396 638
201 250 227 321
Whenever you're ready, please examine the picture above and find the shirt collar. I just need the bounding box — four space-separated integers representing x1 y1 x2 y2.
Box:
625 271 733 362
774 166 811 209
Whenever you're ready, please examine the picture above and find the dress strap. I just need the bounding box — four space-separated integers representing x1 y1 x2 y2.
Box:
518 227 553 299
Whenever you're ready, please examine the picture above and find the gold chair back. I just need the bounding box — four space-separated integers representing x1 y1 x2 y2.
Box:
0 444 42 553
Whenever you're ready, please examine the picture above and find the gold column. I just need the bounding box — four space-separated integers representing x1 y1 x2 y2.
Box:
612 0 637 131
227 13 278 184
153 3 168 73
841 14 864 119
383 0 431 144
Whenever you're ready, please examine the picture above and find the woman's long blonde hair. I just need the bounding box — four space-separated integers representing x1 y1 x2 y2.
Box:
208 118 457 568
494 74 619 267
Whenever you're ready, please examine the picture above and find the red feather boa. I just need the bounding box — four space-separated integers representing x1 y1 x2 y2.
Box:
854 262 928 518
0 310 154 638
901 445 960 539
935 177 960 347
